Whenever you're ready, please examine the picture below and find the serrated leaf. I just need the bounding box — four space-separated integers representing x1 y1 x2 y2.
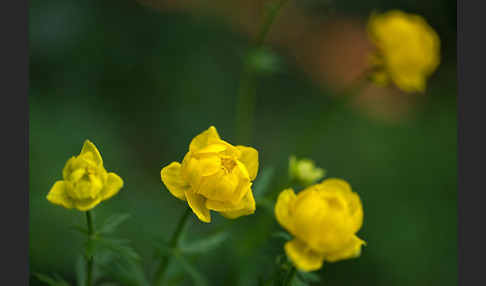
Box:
179 229 230 255
31 272 71 286
98 213 131 235
97 237 142 261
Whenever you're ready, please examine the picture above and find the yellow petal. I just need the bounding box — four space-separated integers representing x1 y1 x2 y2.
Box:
219 189 256 219
236 146 258 181
189 126 220 151
325 235 366 263
62 156 76 181
185 190 211 223
68 178 103 200
205 198 245 212
274 189 297 233
196 142 227 154
319 178 363 233
235 160 250 180
217 140 242 158
46 181 75 209
285 239 325 272
197 174 235 201
181 156 202 191
319 178 352 194
161 162 190 201
194 154 221 176
227 172 252 205
80 140 103 165
393 74 426 93
74 196 103 211
100 172 124 200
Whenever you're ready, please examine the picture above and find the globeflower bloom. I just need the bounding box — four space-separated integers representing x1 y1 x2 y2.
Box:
275 178 365 272
46 140 124 211
161 126 258 223
288 155 325 187
367 10 441 93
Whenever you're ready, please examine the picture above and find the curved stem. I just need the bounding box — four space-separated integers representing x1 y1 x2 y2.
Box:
85 210 95 286
235 0 290 145
154 207 192 286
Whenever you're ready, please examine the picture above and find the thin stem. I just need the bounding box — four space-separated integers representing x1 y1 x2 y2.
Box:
235 0 290 145
154 207 192 286
283 265 297 286
85 210 95 286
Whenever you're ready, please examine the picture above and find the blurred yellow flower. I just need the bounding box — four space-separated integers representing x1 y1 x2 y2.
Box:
275 178 365 272
367 10 441 93
161 126 259 223
288 155 325 187
46 140 124 211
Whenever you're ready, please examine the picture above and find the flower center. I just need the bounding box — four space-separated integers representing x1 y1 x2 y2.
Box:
221 158 237 173
81 167 94 182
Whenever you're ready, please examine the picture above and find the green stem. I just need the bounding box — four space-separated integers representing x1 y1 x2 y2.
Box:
154 207 192 286
235 0 290 145
85 210 95 286
283 265 297 286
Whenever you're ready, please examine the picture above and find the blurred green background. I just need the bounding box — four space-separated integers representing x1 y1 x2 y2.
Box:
29 0 456 285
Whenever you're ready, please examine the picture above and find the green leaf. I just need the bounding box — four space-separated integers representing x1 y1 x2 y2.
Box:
171 250 209 286
179 229 230 255
98 213 131 235
273 254 287 286
31 272 71 286
97 237 142 261
292 275 310 286
100 255 150 286
274 254 294 286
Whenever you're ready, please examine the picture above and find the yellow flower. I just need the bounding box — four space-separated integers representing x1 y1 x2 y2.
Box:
367 10 441 93
46 140 124 211
161 126 259 223
288 155 325 187
274 178 365 272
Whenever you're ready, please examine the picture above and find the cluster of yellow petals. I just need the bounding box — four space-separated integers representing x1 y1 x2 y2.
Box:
161 126 259 223
275 178 365 272
367 10 441 93
46 140 124 211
